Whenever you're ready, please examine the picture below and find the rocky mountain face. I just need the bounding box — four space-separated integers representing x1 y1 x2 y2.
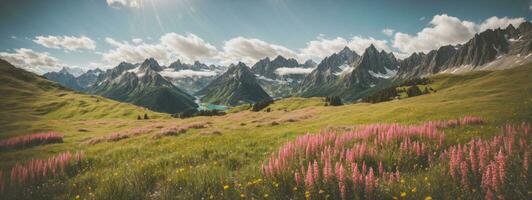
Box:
196 62 272 106
251 56 317 98
252 55 299 79
76 68 103 88
399 21 532 77
89 58 197 114
162 60 223 94
43 67 85 91
297 47 360 97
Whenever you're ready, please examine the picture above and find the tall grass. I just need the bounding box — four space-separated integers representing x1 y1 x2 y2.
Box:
0 132 63 150
259 116 527 199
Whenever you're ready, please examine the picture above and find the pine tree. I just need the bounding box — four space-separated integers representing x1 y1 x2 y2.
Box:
137 115 141 120
144 113 149 120
407 85 422 97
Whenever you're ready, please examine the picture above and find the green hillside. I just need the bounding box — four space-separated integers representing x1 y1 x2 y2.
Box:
0 61 530 199
0 59 167 138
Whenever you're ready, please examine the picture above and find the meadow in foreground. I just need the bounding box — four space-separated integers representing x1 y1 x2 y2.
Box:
0 65 530 199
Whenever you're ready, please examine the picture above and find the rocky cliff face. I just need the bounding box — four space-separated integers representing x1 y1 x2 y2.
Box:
89 58 197 114
196 62 272 106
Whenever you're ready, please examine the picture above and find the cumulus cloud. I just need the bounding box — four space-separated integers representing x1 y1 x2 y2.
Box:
0 48 62 74
106 0 141 9
298 36 347 61
132 38 143 44
161 33 218 62
275 67 314 76
347 36 391 54
478 16 525 32
392 14 477 54
159 69 217 78
298 35 391 61
392 14 526 54
382 28 395 36
219 37 297 65
33 35 96 51
102 37 169 65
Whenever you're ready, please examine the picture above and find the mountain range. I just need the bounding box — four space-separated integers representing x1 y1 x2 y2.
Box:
88 58 197 114
196 62 272 106
41 21 532 113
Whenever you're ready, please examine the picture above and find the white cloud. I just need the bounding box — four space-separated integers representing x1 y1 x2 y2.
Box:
33 35 96 51
392 15 526 55
102 37 169 65
478 16 525 32
298 35 391 61
106 0 141 9
347 36 391 54
132 38 143 44
298 36 347 61
0 48 62 74
219 37 297 65
382 28 395 36
419 17 426 21
159 69 217 78
275 67 314 76
392 14 477 54
161 33 218 63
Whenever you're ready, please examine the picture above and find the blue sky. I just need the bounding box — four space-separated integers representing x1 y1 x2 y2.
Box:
0 0 530 73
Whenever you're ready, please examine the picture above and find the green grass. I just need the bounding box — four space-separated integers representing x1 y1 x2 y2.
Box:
0 62 531 199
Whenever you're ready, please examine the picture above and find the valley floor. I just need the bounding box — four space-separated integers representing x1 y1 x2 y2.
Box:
0 64 531 199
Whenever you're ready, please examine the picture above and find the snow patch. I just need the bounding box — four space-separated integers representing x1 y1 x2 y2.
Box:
368 67 397 79
160 68 217 78
275 67 314 76
334 64 355 76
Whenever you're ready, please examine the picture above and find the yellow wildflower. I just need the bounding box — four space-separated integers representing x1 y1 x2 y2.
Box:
400 192 407 198
75 195 80 199
424 176 429 181
411 187 417 192
240 194 245 198
223 185 230 190
263 193 269 198
425 196 433 200
400 179 405 184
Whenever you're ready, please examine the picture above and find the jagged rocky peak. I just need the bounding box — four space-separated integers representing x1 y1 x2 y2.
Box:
169 59 184 69
517 21 532 33
505 24 519 39
357 44 399 74
303 59 317 68
139 58 163 72
445 28 509 68
229 62 252 77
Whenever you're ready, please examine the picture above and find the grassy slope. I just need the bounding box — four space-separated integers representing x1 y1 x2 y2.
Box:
0 60 167 138
0 62 531 199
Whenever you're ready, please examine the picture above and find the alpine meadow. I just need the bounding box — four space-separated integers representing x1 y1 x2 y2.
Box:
0 0 531 200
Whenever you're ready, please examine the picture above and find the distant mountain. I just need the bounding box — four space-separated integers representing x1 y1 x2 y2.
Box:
77 68 103 88
251 56 317 98
89 58 197 114
43 67 84 91
399 21 532 77
294 21 532 102
162 60 223 94
297 46 360 97
61 67 85 77
196 62 272 106
252 55 299 79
